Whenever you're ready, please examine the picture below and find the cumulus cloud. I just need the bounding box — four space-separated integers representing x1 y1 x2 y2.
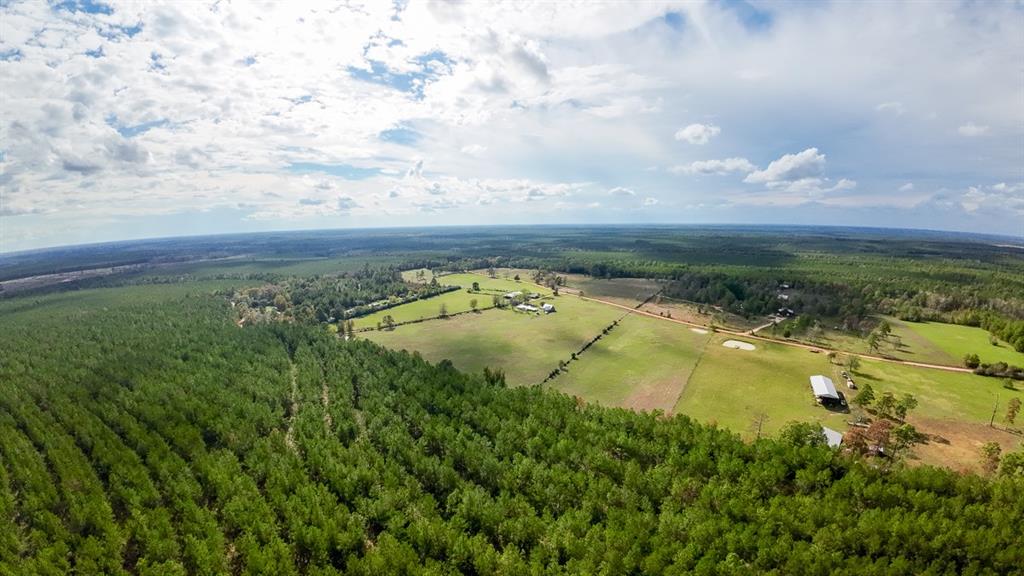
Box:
674 123 721 145
671 157 755 175
744 148 826 185
958 122 990 137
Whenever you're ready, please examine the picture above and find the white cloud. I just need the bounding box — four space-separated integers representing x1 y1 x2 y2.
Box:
899 182 914 192
642 197 659 206
1 0 1022 248
608 186 635 196
958 122 990 137
744 148 827 185
671 157 755 175
674 123 721 145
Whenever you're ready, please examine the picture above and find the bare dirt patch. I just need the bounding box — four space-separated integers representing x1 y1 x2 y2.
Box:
722 339 756 351
908 417 1022 473
690 328 709 334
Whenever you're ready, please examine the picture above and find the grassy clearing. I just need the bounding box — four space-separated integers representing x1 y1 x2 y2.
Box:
353 273 549 329
676 335 846 437
756 317 958 366
852 359 1023 426
365 293 622 385
560 273 663 306
401 268 435 283
900 320 1024 366
549 313 709 413
852 359 1024 471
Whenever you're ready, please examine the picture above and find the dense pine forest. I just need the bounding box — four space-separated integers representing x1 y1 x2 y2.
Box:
2 284 1023 575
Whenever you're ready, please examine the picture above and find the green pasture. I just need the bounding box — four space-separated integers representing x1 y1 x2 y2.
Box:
549 314 710 413
675 335 846 436
365 294 623 386
853 359 1023 425
899 320 1024 366
353 273 549 329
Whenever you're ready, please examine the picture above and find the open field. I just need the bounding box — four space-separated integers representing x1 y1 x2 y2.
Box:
365 293 622 385
674 334 846 436
401 267 435 283
900 320 1024 366
852 358 1024 472
559 272 663 307
763 316 1024 368
363 281 1023 470
549 313 710 412
353 272 548 329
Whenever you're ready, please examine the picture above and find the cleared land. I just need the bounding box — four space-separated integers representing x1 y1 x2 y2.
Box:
364 271 1024 471
765 317 1024 368
675 334 846 436
900 320 1024 366
560 273 663 307
549 313 710 412
365 293 622 385
852 358 1023 472
354 273 547 329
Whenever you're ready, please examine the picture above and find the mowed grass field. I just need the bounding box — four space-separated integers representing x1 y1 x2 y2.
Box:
675 335 846 436
899 320 1024 366
549 314 710 412
353 273 549 330
365 293 623 385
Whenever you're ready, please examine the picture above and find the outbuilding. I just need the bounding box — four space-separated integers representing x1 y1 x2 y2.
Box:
515 303 539 312
822 426 844 448
542 303 555 313
810 375 840 402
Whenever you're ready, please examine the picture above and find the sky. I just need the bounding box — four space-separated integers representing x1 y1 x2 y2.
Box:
1 0 1022 252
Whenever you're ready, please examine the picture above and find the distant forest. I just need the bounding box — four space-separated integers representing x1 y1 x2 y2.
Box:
5 226 1023 351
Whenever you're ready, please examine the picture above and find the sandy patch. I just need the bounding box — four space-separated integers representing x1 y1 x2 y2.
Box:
690 327 709 334
722 339 756 351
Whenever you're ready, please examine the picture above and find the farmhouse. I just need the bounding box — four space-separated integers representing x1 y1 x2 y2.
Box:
542 303 555 313
504 291 522 299
515 303 539 312
809 375 841 404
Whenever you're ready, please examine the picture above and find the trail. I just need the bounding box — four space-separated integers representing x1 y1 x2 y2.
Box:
284 361 298 453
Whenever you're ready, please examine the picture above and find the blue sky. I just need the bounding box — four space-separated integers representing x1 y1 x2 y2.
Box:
1 1 1022 251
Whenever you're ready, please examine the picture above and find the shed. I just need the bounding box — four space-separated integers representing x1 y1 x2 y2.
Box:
515 303 538 312
822 427 843 447
809 375 840 400
541 303 555 313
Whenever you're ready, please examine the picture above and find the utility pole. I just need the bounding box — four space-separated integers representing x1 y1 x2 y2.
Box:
989 396 999 428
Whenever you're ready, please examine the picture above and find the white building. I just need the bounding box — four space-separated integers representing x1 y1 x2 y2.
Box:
822 427 844 447
809 375 840 401
541 303 555 313
515 303 539 312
